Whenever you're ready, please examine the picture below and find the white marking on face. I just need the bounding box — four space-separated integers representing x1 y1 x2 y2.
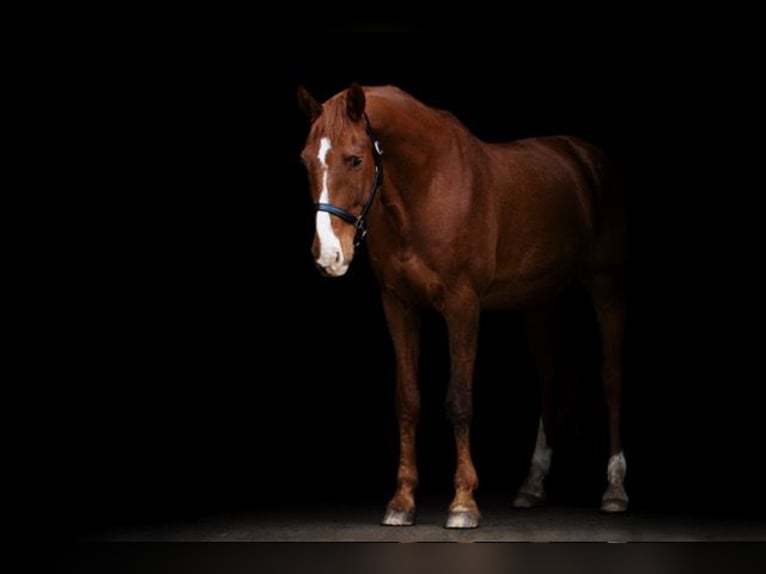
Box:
315 137 348 276
318 136 332 167
607 450 626 486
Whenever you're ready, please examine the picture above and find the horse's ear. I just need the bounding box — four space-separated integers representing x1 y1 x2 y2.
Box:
346 82 366 122
297 85 322 122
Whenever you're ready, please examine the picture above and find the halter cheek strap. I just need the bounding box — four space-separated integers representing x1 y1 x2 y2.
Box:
314 113 384 247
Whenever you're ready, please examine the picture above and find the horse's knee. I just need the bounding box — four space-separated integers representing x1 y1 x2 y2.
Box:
395 396 420 423
445 383 473 425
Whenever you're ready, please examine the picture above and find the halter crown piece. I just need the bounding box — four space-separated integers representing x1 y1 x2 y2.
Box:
314 113 384 247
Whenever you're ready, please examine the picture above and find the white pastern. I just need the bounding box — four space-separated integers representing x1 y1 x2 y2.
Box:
514 417 553 505
607 451 627 486
601 450 629 511
529 417 553 485
315 137 348 276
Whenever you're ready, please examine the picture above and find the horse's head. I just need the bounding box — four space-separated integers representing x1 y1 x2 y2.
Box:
298 83 380 277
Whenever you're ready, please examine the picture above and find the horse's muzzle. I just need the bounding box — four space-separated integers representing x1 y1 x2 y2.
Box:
314 254 349 278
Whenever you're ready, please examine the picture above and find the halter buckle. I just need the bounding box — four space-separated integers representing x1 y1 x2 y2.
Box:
354 219 368 247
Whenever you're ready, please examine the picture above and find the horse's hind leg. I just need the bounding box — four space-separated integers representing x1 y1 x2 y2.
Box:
513 309 555 508
443 289 481 529
588 272 629 512
381 291 422 526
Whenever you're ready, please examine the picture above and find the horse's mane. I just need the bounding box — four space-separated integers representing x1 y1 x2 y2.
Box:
366 85 472 138
319 85 467 140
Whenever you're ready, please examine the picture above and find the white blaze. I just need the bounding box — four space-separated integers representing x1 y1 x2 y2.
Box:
318 136 332 168
315 137 348 276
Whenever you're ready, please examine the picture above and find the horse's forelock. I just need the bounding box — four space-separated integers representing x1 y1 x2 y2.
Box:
314 93 359 142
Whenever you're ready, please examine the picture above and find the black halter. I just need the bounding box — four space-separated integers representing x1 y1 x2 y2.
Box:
314 113 383 247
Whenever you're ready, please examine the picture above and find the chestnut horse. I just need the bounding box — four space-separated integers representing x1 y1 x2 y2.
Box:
298 84 628 529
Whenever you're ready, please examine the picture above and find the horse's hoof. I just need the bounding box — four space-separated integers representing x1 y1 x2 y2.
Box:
601 484 629 513
445 510 480 529
600 498 628 513
512 491 545 508
382 508 415 526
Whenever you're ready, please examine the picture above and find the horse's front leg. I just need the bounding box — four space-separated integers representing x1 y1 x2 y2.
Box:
381 291 422 526
443 290 481 529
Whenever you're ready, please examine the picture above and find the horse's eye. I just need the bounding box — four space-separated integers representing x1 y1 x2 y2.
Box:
350 156 362 168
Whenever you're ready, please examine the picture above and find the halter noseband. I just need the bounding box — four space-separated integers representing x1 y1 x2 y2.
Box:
314 113 383 247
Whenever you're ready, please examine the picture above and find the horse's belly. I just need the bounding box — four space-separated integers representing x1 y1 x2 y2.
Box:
481 246 581 309
480 277 568 309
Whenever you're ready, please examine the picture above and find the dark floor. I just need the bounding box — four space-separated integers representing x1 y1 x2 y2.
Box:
81 505 766 542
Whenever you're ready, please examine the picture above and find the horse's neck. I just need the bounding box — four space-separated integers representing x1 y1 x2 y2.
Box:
369 132 424 248
371 95 447 160
368 98 478 252
368 99 450 243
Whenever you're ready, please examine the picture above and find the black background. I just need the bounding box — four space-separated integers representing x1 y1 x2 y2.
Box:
23 24 763 537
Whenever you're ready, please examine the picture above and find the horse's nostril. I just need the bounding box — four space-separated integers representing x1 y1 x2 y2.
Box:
335 251 341 263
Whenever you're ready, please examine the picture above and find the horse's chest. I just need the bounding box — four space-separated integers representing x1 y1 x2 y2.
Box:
373 252 449 308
